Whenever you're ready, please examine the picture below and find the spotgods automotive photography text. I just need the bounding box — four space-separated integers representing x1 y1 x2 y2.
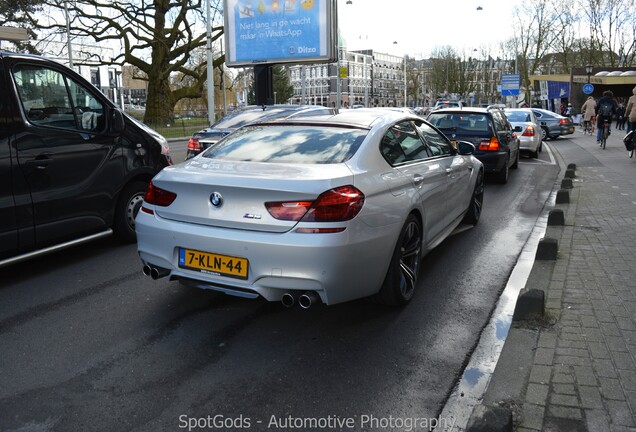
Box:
178 413 457 431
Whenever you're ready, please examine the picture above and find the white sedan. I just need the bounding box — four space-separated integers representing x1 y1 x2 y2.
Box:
136 109 484 308
505 108 543 158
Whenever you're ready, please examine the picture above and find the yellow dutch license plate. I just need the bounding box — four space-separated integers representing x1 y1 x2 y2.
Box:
179 248 248 279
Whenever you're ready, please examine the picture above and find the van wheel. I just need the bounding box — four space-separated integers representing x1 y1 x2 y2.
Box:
373 215 422 306
114 181 148 243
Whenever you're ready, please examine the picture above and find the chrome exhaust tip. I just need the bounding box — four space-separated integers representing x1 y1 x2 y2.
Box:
299 291 320 309
149 266 170 280
142 264 152 277
281 292 298 308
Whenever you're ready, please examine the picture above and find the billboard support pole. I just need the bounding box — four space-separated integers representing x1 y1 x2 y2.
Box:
255 65 274 106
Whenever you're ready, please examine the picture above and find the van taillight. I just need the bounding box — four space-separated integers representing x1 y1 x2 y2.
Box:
479 137 500 151
266 186 365 223
187 138 200 152
144 181 177 206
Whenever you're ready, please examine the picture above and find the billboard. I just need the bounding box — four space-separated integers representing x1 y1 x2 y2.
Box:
224 0 337 67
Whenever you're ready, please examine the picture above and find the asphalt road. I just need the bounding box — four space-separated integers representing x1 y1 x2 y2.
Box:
0 143 560 432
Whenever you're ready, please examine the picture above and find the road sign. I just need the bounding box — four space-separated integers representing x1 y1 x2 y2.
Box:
0 26 28 41
583 83 594 95
501 74 520 96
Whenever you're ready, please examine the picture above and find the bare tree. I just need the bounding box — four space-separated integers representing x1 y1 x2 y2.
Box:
509 0 565 104
0 0 43 53
38 0 224 124
578 0 634 67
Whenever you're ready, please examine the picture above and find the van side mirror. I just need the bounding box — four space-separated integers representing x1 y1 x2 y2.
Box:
110 109 125 135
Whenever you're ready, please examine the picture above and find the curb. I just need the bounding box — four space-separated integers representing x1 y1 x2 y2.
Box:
465 163 576 432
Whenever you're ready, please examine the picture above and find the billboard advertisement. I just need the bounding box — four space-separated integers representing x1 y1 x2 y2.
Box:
224 0 337 67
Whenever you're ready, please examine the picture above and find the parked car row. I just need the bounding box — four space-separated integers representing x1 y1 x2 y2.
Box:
2 51 575 311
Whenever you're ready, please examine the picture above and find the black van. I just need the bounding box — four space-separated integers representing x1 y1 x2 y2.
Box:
0 52 172 267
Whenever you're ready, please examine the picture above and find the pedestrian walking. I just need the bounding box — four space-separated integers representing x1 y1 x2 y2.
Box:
581 96 596 134
616 103 626 130
626 86 636 133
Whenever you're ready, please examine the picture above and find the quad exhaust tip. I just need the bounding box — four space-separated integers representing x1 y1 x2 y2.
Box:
281 292 298 308
299 291 320 309
142 264 170 280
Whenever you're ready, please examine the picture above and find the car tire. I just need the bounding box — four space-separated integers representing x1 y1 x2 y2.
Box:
530 149 539 159
511 148 520 169
496 157 509 184
114 180 148 243
541 127 548 141
373 214 422 306
538 141 543 153
462 170 484 225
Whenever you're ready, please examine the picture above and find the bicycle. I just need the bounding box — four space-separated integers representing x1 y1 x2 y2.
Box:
600 119 610 149
583 120 593 135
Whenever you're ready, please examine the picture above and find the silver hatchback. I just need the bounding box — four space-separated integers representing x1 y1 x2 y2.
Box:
136 109 484 308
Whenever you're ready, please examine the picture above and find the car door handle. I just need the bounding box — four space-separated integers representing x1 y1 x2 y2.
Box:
445 168 453 175
24 154 54 168
413 174 425 185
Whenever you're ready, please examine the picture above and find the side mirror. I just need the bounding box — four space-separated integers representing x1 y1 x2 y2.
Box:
456 141 475 155
110 109 125 135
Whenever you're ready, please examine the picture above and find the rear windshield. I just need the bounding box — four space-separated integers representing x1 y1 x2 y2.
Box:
210 109 288 129
202 124 368 164
505 111 532 122
428 113 491 135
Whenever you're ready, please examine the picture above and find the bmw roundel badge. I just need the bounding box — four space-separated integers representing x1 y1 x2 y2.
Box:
210 192 223 207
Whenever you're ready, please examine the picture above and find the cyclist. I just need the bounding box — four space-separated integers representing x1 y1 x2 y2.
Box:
595 90 618 144
581 96 596 134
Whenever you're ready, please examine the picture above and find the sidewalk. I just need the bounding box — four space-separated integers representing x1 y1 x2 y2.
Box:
473 131 636 431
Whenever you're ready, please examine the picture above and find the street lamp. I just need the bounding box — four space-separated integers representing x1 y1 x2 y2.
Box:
585 64 593 83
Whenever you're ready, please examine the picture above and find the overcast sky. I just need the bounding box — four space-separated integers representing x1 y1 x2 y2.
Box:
337 0 523 58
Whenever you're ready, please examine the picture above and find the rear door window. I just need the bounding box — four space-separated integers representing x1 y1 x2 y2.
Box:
380 121 431 165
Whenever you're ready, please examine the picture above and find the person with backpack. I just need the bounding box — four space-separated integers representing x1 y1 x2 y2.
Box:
595 90 618 143
626 86 636 133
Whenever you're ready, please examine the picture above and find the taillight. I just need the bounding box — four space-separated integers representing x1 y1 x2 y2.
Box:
479 137 500 151
522 126 535 137
144 181 177 207
187 138 201 152
559 119 568 125
266 186 365 223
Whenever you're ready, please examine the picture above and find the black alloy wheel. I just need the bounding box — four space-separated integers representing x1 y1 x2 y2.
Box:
462 170 484 225
374 214 422 306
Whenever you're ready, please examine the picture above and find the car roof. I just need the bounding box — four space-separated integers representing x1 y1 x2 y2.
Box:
428 107 489 114
250 107 422 129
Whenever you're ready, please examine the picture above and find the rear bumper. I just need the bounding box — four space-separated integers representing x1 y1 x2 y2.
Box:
135 210 399 306
473 151 507 173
